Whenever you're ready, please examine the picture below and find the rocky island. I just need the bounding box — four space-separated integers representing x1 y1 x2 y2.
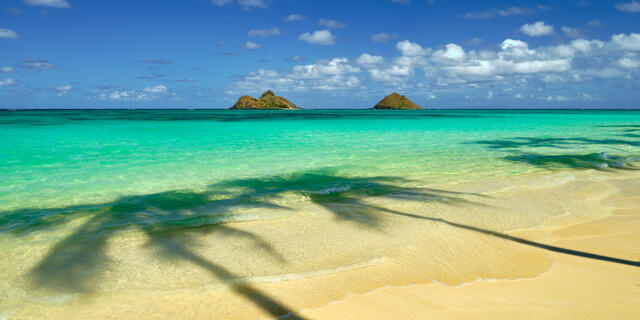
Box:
372 92 422 109
230 90 301 110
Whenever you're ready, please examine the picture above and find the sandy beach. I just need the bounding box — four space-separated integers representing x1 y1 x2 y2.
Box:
299 212 640 320
5 168 638 320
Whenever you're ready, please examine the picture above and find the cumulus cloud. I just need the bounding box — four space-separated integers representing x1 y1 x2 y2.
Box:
356 53 384 66
432 44 466 64
318 18 346 29
615 1 640 12
617 57 640 68
610 33 640 50
23 0 71 8
0 79 17 86
232 32 640 102
284 14 305 22
1 67 15 73
0 28 21 39
248 27 280 37
19 59 59 71
299 30 335 45
520 21 554 36
396 40 431 56
230 58 361 93
371 33 398 43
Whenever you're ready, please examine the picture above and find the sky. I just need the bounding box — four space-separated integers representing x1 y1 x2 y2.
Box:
1 0 639 109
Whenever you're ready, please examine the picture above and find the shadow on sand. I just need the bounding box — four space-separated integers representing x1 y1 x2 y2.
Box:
1 168 638 318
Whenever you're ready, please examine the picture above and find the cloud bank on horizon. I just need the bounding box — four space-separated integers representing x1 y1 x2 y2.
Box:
1 0 640 108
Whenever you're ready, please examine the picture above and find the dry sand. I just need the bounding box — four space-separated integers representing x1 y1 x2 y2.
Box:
298 210 640 320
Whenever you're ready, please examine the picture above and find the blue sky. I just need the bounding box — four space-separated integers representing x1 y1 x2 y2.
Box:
1 0 639 108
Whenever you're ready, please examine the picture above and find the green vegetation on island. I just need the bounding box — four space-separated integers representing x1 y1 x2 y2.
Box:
231 90 301 110
372 92 422 109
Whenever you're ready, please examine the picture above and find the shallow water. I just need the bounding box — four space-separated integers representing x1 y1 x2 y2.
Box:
0 109 639 318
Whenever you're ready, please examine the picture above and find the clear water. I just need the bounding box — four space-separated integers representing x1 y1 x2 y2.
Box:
2 109 638 212
0 109 638 318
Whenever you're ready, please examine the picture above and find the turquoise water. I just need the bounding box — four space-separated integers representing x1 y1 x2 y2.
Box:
1 110 638 213
1 109 639 318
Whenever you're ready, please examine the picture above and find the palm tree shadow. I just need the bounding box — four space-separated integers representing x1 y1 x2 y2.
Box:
470 133 640 171
4 166 637 320
376 207 640 267
6 168 485 318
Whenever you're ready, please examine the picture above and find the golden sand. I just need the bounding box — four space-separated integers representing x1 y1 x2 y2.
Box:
3 170 639 319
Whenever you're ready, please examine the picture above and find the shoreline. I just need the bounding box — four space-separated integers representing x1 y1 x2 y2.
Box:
4 167 638 319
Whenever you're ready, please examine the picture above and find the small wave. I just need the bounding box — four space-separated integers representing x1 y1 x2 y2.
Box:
244 257 386 284
311 184 352 195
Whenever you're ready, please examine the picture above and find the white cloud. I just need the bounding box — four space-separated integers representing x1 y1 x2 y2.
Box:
0 79 16 86
615 1 640 12
520 21 554 36
299 30 335 45
371 33 398 43
241 41 262 50
1 67 15 73
291 58 360 79
212 0 232 5
432 44 466 64
232 32 640 102
284 14 305 22
143 85 167 94
391 0 411 4
562 26 583 38
212 0 267 10
610 33 640 50
618 57 640 68
396 40 431 56
100 85 169 101
23 0 71 8
230 58 361 93
248 27 280 37
0 28 21 39
318 18 345 29
19 59 59 71
461 6 539 19
55 85 72 96
356 53 384 66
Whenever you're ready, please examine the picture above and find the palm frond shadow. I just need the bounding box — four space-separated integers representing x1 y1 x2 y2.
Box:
1 168 486 319
470 134 640 171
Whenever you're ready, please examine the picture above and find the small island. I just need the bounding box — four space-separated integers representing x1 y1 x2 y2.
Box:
372 92 422 109
231 90 301 110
